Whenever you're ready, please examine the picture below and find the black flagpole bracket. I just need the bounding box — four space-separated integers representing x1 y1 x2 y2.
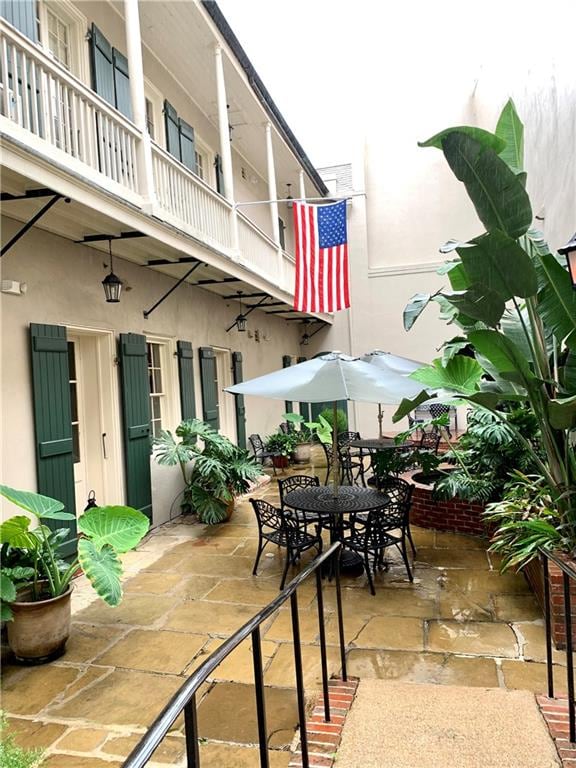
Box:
1 193 70 258
143 261 201 319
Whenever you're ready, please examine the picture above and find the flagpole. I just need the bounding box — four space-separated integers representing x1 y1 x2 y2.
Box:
234 192 366 208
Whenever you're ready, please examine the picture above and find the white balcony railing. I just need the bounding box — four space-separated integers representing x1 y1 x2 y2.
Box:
0 21 139 195
237 212 281 284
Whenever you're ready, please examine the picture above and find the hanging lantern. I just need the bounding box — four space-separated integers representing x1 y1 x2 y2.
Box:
235 291 247 331
285 183 293 209
559 233 576 290
102 240 123 303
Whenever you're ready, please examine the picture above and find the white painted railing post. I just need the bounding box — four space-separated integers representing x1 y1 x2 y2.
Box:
214 43 239 259
124 0 156 209
265 121 284 285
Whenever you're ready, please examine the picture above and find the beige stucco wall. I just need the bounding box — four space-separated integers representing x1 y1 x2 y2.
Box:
0 217 302 526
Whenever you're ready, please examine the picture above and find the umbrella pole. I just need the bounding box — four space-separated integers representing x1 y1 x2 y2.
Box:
378 403 383 440
332 400 339 498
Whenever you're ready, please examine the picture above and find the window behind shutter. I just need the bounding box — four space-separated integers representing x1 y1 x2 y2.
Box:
1 0 38 41
113 49 132 120
297 356 311 422
164 100 181 161
89 24 115 107
119 333 152 520
177 340 196 422
179 118 196 172
214 154 224 195
199 347 219 431
29 323 77 557
282 355 293 415
232 352 246 449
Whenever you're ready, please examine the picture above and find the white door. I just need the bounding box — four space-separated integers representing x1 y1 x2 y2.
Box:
214 347 236 443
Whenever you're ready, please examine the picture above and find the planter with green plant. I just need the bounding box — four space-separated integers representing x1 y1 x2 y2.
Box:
264 432 296 468
154 419 262 524
0 485 149 663
283 412 333 462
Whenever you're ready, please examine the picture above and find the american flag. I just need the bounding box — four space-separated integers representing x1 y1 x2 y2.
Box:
293 200 350 313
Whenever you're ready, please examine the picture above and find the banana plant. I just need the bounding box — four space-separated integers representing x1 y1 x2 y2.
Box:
0 485 149 620
396 98 576 548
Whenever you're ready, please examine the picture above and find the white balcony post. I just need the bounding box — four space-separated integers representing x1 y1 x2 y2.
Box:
265 121 284 282
299 169 306 201
124 0 156 208
214 43 239 257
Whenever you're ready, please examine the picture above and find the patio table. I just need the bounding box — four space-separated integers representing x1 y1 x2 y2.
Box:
347 438 414 486
283 485 390 574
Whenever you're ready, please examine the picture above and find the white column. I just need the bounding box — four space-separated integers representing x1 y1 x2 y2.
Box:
265 122 284 283
124 0 156 208
299 169 306 202
214 43 239 257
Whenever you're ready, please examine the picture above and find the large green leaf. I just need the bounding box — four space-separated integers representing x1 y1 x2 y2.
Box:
441 132 532 239
0 573 16 603
495 98 524 172
403 293 433 331
392 390 435 423
410 356 483 395
441 286 505 327
78 539 123 607
0 485 74 520
547 394 576 430
77 506 149 554
468 329 535 387
457 231 537 300
439 261 470 291
0 516 39 549
500 309 534 363
419 126 506 153
530 242 576 349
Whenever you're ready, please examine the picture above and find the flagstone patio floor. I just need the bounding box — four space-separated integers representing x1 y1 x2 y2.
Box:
2 457 571 767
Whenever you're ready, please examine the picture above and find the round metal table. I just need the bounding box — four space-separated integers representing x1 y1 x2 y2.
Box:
283 486 389 574
347 439 414 486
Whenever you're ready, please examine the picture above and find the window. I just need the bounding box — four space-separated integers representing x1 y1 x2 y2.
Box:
37 1 89 82
147 342 165 439
145 97 155 139
47 7 70 68
195 149 204 180
68 341 80 463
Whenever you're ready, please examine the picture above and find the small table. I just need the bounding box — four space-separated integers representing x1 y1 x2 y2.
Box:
347 439 414 486
283 486 389 573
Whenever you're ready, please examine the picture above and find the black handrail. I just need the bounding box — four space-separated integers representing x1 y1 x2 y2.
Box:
123 542 346 768
541 549 576 742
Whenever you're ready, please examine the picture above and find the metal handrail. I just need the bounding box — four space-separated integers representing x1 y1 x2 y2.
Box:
541 549 576 742
123 541 346 768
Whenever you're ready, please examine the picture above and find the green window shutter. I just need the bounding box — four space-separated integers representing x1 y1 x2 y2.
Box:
89 24 115 107
164 100 181 161
278 217 286 250
179 118 196 173
297 356 311 422
29 324 77 558
112 48 132 120
177 340 196 422
232 351 246 449
214 154 224 195
282 355 293 415
199 346 219 430
119 333 152 521
1 0 38 41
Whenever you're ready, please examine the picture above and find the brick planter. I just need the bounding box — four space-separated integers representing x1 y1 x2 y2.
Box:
401 469 488 538
524 555 576 651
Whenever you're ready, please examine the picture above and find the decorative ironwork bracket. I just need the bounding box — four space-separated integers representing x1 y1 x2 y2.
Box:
1 192 70 258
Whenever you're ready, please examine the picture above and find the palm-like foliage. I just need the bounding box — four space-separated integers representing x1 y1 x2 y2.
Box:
154 419 261 524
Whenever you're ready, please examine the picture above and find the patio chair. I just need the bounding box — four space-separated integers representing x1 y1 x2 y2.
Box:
319 440 334 485
337 431 363 485
249 434 278 476
250 498 323 589
279 422 290 434
341 485 414 594
376 475 417 556
429 403 453 438
277 474 322 529
419 429 441 454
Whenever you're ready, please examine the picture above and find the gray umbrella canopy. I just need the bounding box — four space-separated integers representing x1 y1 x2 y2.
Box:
226 352 424 404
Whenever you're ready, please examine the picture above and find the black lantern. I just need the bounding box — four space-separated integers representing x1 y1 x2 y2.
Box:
559 233 576 290
285 183 293 209
235 291 247 332
301 331 310 346
102 240 123 303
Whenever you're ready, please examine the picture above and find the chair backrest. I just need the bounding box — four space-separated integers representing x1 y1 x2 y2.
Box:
279 422 289 434
365 503 409 543
250 498 284 535
337 431 360 447
320 440 333 466
420 430 441 452
377 475 413 506
277 474 320 508
249 434 264 457
429 403 451 419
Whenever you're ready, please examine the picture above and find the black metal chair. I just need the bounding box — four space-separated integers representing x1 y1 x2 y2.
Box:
341 485 414 594
279 422 290 434
376 475 417 556
319 440 334 485
337 431 363 485
429 403 453 438
278 475 320 514
250 498 323 589
249 434 278 476
419 429 441 454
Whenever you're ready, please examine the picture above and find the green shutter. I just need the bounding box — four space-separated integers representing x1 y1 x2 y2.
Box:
232 352 246 449
1 0 38 41
90 24 115 107
177 340 196 422
278 217 286 250
179 118 196 172
297 356 311 422
214 154 224 195
30 324 76 557
112 49 132 120
199 346 219 430
119 333 152 520
164 100 181 161
282 355 293 415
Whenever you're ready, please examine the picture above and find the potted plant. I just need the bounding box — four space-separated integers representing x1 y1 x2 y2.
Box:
0 484 149 664
319 407 348 438
154 418 262 524
264 432 295 469
283 411 334 463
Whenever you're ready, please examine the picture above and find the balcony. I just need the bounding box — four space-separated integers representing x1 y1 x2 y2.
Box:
0 20 300 298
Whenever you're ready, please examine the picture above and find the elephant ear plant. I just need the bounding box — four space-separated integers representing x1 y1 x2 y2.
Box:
396 98 576 566
0 485 149 620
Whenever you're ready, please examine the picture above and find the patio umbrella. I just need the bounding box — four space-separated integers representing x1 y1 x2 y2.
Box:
226 352 425 495
362 350 425 438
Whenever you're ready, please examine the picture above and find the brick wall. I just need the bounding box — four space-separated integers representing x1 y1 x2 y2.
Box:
525 557 576 651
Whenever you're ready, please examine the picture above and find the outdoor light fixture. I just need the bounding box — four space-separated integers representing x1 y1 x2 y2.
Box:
235 291 247 331
285 183 293 209
559 232 576 289
301 319 310 346
102 240 122 303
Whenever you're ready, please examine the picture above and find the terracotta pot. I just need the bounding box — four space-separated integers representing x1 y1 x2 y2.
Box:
272 455 289 469
7 584 73 664
224 497 235 522
292 443 311 464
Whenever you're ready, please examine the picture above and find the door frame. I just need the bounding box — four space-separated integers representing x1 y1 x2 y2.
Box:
213 346 236 443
